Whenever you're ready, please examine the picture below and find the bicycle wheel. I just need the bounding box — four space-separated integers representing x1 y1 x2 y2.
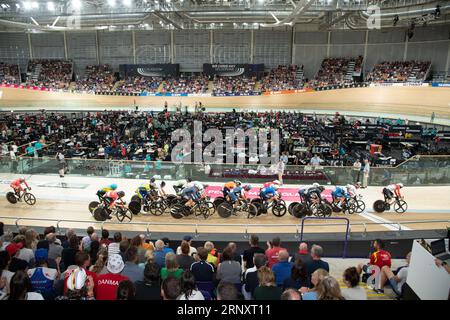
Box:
292 203 307 218
394 200 408 213
23 193 36 205
93 207 108 221
165 195 178 208
149 202 165 216
217 202 233 218
116 207 133 222
131 195 140 203
272 203 287 217
373 200 386 213
205 201 215 217
88 201 100 214
355 200 366 213
213 197 225 209
6 192 17 204
317 204 332 217
128 201 142 215
170 205 184 219
288 202 298 215
247 204 258 219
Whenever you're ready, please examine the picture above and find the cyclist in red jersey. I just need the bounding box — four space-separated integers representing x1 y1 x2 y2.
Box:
104 190 125 209
10 177 30 197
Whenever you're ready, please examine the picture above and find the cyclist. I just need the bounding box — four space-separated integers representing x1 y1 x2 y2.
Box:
10 177 30 199
260 183 279 204
136 178 158 202
158 181 168 198
96 183 117 203
223 180 237 198
331 185 350 210
181 184 200 208
345 182 361 198
304 183 325 205
229 184 252 208
383 183 404 205
104 190 126 211
173 178 191 195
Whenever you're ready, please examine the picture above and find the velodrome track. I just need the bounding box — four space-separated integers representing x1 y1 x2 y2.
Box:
0 174 449 237
1 86 450 124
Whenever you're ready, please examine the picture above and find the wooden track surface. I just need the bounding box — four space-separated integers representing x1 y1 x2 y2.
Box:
1 198 448 235
1 86 450 119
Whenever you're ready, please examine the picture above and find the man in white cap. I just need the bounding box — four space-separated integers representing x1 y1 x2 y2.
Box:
95 254 129 300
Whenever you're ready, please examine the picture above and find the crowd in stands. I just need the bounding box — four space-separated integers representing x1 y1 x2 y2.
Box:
309 56 363 88
366 61 431 83
26 59 73 90
74 64 116 93
114 76 162 94
0 63 20 85
161 74 209 94
0 109 435 169
260 65 303 92
212 75 258 96
0 222 414 300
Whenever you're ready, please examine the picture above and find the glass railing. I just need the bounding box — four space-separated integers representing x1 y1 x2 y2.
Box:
1 155 450 186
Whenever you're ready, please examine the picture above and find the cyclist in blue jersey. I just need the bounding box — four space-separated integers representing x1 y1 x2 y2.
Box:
229 184 252 208
331 186 349 210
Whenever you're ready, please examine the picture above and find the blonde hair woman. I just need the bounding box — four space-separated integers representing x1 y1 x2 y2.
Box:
317 276 345 300
89 248 108 275
138 249 155 269
160 252 183 280
252 266 283 300
302 268 329 300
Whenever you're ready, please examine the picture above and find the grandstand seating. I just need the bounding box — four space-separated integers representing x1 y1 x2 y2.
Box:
212 75 258 96
26 59 73 90
260 65 304 92
0 63 20 85
161 74 209 94
366 61 431 83
74 64 116 93
114 76 162 94
309 56 363 88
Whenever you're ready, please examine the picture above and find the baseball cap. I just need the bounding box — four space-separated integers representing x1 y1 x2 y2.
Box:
35 248 48 262
183 235 192 241
107 254 125 274
6 242 23 257
66 267 87 291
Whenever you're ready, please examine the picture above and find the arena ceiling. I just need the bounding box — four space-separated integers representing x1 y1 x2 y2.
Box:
0 0 448 31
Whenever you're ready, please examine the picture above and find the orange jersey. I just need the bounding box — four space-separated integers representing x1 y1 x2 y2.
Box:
224 182 236 190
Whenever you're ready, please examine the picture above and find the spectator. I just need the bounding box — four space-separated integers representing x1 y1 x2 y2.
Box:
272 250 292 286
265 237 287 268
81 226 95 252
96 254 128 300
138 249 155 269
243 253 267 299
281 288 302 300
27 248 60 300
16 234 35 265
0 251 14 295
61 234 80 271
122 246 144 283
161 237 174 254
5 242 28 272
217 280 239 300
119 240 130 261
219 242 241 265
341 267 367 300
8 270 44 300
46 233 63 261
378 252 411 296
435 258 450 274
161 276 181 300
217 247 241 284
161 252 183 280
204 241 219 268
130 236 148 264
56 267 95 300
176 241 195 271
108 232 122 255
100 229 111 247
178 270 205 300
190 247 215 282
302 268 329 300
117 280 136 300
176 236 197 257
138 234 154 251
294 242 311 265
317 276 345 300
243 234 265 269
253 266 283 300
64 251 97 295
357 239 391 283
135 262 161 300
154 240 168 268
89 240 100 266
305 245 329 287
62 229 76 249
282 257 309 291
89 248 108 275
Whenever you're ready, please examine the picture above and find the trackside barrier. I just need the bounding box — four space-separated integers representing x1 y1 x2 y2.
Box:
300 217 350 258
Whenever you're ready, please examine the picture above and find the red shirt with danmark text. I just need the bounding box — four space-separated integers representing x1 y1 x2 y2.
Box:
95 273 128 300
